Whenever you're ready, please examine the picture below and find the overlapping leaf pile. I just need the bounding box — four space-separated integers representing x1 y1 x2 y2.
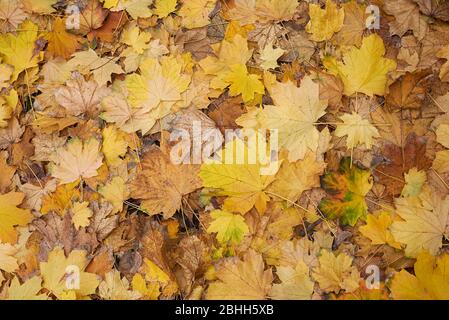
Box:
1 0 449 300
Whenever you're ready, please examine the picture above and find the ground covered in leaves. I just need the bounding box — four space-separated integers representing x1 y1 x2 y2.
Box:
1 0 449 300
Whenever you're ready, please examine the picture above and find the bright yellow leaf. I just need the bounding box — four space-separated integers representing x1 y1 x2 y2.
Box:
306 0 344 42
207 210 249 245
0 192 32 244
324 34 396 96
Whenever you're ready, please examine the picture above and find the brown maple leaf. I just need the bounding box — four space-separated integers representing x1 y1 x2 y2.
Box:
129 146 202 219
375 133 432 196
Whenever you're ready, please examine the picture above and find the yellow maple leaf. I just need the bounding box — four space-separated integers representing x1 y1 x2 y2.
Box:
260 41 285 70
359 211 401 249
71 201 93 230
0 20 43 81
0 192 32 244
335 112 380 149
390 251 449 299
41 181 80 216
0 242 18 272
306 0 344 42
125 57 190 132
98 176 129 214
207 210 249 245
120 24 151 55
270 261 314 300
312 250 360 294
154 0 177 18
106 0 153 19
21 0 57 14
101 90 153 134
238 76 328 162
178 0 216 29
391 188 449 257
44 18 80 59
268 152 325 204
223 64 265 102
223 0 298 25
200 137 277 214
101 125 129 167
401 168 426 198
131 273 160 300
199 34 253 91
98 269 141 300
5 276 47 300
206 249 273 300
67 49 124 87
0 63 13 89
324 34 397 96
49 138 103 184
40 247 100 299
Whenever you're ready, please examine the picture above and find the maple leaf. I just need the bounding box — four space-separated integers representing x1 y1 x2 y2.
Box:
178 0 216 29
312 250 360 294
99 269 141 300
125 57 190 131
0 192 32 244
49 138 103 184
71 201 93 230
238 76 328 162
0 19 43 81
132 273 160 300
359 211 402 249
68 49 124 87
154 0 177 18
55 74 110 117
223 64 265 102
270 261 314 300
40 247 100 299
44 18 81 59
98 177 129 214
200 138 276 214
22 0 57 14
335 112 380 149
0 0 28 33
5 276 47 300
401 168 426 197
120 24 152 55
268 152 325 205
333 1 368 47
0 242 18 272
101 125 128 167
306 0 345 42
199 34 253 90
259 41 285 70
391 189 449 257
376 133 432 196
383 0 427 40
390 251 449 299
206 249 273 299
207 210 249 245
101 90 153 134
105 0 153 19
324 34 397 96
41 182 80 216
385 70 431 110
223 0 298 24
77 0 108 35
129 146 202 218
319 157 373 226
